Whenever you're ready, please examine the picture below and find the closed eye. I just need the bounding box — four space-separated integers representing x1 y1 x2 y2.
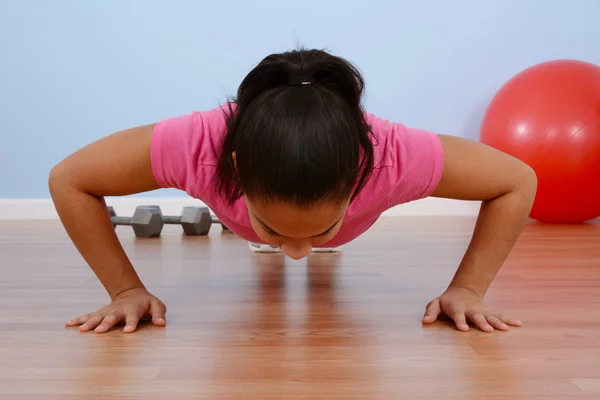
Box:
259 218 340 239
264 229 280 237
265 227 332 238
316 228 334 238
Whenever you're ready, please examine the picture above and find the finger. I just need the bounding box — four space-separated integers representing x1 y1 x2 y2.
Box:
422 298 441 324
79 315 104 332
467 311 494 332
94 313 121 333
150 300 167 326
497 314 522 327
65 314 91 326
123 312 141 333
485 314 510 331
450 311 470 332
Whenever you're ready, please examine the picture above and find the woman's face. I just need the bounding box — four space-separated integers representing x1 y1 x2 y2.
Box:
244 195 348 259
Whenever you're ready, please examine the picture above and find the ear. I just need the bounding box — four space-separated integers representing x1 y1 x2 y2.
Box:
232 151 238 170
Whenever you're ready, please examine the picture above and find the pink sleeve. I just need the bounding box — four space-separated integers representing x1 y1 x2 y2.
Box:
365 113 445 206
150 106 227 198
388 124 445 205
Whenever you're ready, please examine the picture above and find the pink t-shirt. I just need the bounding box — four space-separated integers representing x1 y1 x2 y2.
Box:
150 104 445 248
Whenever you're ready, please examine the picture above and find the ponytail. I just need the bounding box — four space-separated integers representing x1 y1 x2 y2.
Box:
215 47 375 206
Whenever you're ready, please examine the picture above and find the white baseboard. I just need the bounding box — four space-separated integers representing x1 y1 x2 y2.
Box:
0 196 481 220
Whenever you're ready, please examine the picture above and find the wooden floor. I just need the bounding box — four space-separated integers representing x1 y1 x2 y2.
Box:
0 216 599 399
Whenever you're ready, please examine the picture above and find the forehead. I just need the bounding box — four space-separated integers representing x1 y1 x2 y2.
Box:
248 198 347 238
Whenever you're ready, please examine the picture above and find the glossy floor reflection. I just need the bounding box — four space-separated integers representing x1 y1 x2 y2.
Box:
0 216 599 399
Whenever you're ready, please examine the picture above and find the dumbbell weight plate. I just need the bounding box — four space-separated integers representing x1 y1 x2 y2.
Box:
180 206 213 236
107 205 163 238
131 206 164 238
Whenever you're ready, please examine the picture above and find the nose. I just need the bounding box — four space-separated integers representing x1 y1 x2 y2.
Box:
280 241 312 260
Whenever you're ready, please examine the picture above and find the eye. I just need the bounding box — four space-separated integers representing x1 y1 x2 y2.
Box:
264 229 279 237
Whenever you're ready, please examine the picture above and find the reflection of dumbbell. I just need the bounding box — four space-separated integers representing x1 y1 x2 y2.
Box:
107 205 228 238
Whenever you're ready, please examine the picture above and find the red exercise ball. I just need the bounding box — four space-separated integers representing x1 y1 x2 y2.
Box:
479 59 600 223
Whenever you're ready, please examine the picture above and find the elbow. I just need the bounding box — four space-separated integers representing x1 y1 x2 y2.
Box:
523 162 538 191
48 161 73 198
515 162 538 204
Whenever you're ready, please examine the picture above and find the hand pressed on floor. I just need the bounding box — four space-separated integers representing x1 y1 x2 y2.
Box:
65 288 167 333
422 286 522 332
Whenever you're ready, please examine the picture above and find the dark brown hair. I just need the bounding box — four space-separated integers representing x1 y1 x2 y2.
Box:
214 47 375 207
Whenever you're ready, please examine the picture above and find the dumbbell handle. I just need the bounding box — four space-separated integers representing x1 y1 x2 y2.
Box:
162 215 182 224
111 216 134 226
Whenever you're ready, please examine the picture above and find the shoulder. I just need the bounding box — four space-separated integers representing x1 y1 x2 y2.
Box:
357 111 445 206
152 104 231 163
150 104 231 196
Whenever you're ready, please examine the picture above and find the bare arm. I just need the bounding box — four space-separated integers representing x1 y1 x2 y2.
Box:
431 134 538 296
49 124 161 300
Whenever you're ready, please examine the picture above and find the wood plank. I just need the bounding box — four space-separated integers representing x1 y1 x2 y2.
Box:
0 216 598 399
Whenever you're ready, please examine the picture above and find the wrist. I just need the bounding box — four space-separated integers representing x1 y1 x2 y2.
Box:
447 281 487 298
449 257 495 298
109 283 146 301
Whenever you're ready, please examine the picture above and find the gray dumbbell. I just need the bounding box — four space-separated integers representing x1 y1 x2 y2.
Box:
167 207 231 233
159 206 230 233
108 205 165 238
108 205 225 238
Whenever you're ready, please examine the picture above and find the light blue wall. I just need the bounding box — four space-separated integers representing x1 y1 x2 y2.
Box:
1 0 599 199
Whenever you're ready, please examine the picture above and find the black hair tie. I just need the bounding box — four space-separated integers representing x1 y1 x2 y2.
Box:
288 76 315 85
